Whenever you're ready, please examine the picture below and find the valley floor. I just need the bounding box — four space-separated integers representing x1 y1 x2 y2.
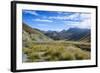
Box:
22 41 91 62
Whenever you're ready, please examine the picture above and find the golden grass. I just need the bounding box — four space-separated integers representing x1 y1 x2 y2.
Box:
23 41 90 62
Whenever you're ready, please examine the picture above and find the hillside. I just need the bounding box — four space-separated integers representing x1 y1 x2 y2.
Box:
22 23 53 47
66 28 90 41
79 33 91 42
44 28 90 42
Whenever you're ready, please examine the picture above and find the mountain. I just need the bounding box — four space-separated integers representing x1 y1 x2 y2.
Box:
44 28 91 42
44 31 60 40
22 23 53 47
22 23 90 48
64 28 90 41
79 33 91 42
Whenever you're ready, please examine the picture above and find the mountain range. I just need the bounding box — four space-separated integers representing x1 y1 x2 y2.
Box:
22 23 91 47
44 28 90 42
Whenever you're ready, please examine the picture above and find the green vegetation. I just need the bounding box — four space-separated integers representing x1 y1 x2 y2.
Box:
23 41 90 62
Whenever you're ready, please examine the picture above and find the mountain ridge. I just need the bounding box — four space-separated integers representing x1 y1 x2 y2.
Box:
44 28 90 42
23 23 90 47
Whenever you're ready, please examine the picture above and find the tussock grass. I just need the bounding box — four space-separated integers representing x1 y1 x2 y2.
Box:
23 41 90 62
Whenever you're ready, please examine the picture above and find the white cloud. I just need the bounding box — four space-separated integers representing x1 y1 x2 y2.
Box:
80 13 91 20
48 13 91 22
57 12 65 14
64 18 91 29
61 13 91 29
48 13 79 21
24 11 39 16
35 24 50 27
33 19 53 22
77 13 91 29
79 19 91 29
49 16 66 20
67 13 79 20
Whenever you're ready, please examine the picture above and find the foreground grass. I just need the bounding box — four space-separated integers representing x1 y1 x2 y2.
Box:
23 41 90 62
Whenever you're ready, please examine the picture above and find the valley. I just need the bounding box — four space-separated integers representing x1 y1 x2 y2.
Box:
22 23 91 62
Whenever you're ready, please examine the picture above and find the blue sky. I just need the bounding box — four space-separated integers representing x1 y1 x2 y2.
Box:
22 10 91 31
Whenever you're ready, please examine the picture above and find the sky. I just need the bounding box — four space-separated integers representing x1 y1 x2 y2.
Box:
22 10 91 31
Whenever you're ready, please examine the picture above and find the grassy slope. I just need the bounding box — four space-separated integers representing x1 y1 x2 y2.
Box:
23 23 53 41
22 23 53 47
23 41 90 62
